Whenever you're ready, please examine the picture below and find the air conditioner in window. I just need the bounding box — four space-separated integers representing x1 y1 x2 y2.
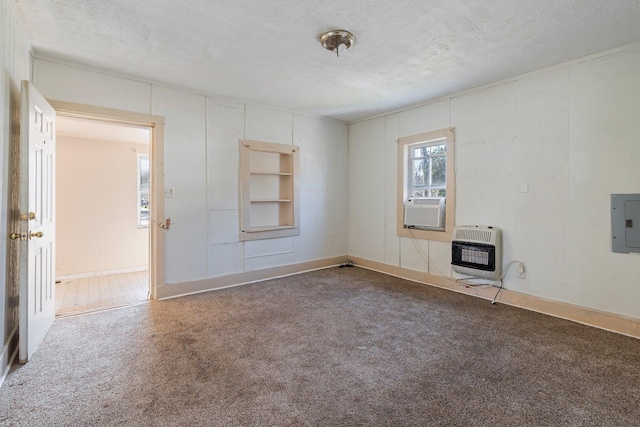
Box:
403 197 445 229
451 225 502 280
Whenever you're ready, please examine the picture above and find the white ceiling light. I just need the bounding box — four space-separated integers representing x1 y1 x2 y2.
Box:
319 30 355 57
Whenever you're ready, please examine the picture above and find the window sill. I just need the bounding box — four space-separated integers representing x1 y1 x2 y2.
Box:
397 226 452 243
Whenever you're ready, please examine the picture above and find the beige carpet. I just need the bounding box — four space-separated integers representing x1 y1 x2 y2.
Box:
1 267 639 426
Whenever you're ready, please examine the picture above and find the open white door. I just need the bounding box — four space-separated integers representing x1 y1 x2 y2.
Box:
17 81 56 363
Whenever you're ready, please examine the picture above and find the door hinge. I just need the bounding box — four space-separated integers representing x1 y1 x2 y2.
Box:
20 211 36 221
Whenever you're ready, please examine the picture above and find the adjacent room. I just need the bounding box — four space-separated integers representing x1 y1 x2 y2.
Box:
55 116 151 316
1 0 640 425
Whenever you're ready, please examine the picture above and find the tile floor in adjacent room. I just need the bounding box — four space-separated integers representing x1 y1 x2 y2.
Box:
55 270 149 317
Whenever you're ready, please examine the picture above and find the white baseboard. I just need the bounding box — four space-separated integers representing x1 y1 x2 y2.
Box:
349 256 640 340
157 256 348 300
0 324 19 389
57 266 148 281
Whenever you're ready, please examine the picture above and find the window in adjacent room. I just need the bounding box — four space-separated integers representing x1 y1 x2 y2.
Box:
397 128 455 242
138 154 150 227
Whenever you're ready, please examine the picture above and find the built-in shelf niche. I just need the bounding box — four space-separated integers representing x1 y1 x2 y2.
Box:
240 140 300 241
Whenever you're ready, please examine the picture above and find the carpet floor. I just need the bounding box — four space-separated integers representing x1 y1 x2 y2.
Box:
1 267 639 426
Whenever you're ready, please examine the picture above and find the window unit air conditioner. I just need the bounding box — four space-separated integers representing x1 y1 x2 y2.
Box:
404 197 445 229
451 225 502 281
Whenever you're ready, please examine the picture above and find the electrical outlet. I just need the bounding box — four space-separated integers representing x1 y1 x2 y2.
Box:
516 262 526 279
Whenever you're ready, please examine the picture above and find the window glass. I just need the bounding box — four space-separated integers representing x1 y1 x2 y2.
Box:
431 157 446 185
138 155 150 227
413 159 427 185
408 140 446 199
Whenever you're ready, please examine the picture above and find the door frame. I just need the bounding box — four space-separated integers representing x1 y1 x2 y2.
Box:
50 100 165 299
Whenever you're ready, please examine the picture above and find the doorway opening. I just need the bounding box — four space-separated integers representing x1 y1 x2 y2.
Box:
54 116 151 316
45 100 165 318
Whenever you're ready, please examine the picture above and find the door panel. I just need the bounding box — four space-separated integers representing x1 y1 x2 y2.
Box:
19 81 56 363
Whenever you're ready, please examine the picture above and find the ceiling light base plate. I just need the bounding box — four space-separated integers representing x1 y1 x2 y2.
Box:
319 30 354 56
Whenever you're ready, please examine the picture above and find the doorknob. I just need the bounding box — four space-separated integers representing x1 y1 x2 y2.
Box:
10 232 27 241
30 231 44 239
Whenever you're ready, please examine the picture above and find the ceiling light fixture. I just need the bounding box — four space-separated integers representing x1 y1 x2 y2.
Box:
319 30 355 57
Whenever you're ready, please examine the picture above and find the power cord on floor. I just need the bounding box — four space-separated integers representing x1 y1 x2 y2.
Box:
406 229 522 306
454 260 521 304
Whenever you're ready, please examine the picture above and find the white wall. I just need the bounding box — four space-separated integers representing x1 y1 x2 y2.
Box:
350 46 640 320
33 59 349 287
56 136 149 277
0 0 31 381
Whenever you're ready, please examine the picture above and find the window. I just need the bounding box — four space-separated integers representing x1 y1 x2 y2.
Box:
138 154 150 227
397 128 455 242
409 141 447 198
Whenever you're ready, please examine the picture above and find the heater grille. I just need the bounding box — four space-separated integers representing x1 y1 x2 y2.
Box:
454 228 492 243
451 226 502 280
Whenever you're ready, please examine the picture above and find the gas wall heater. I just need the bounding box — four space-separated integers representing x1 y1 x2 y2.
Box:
404 197 445 229
451 225 502 281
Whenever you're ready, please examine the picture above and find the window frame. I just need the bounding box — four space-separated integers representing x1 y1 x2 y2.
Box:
397 128 455 242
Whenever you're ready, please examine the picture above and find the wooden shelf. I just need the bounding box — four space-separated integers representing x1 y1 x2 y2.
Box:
250 171 293 176
243 225 296 233
240 139 300 241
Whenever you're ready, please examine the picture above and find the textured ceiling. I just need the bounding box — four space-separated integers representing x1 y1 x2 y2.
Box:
14 0 640 121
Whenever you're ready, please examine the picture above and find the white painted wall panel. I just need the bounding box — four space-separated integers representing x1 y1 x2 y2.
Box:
515 68 569 118
455 137 517 262
399 237 428 272
245 105 292 145
244 237 294 271
349 118 386 263
293 114 349 263
245 237 293 258
33 60 151 113
209 210 239 244
206 97 243 278
244 253 296 272
206 98 244 152
398 99 450 136
384 114 400 266
428 240 452 278
512 113 569 297
151 85 208 284
208 151 239 211
450 83 517 146
209 243 243 276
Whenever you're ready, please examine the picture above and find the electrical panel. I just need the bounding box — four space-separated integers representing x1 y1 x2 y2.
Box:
611 194 640 254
